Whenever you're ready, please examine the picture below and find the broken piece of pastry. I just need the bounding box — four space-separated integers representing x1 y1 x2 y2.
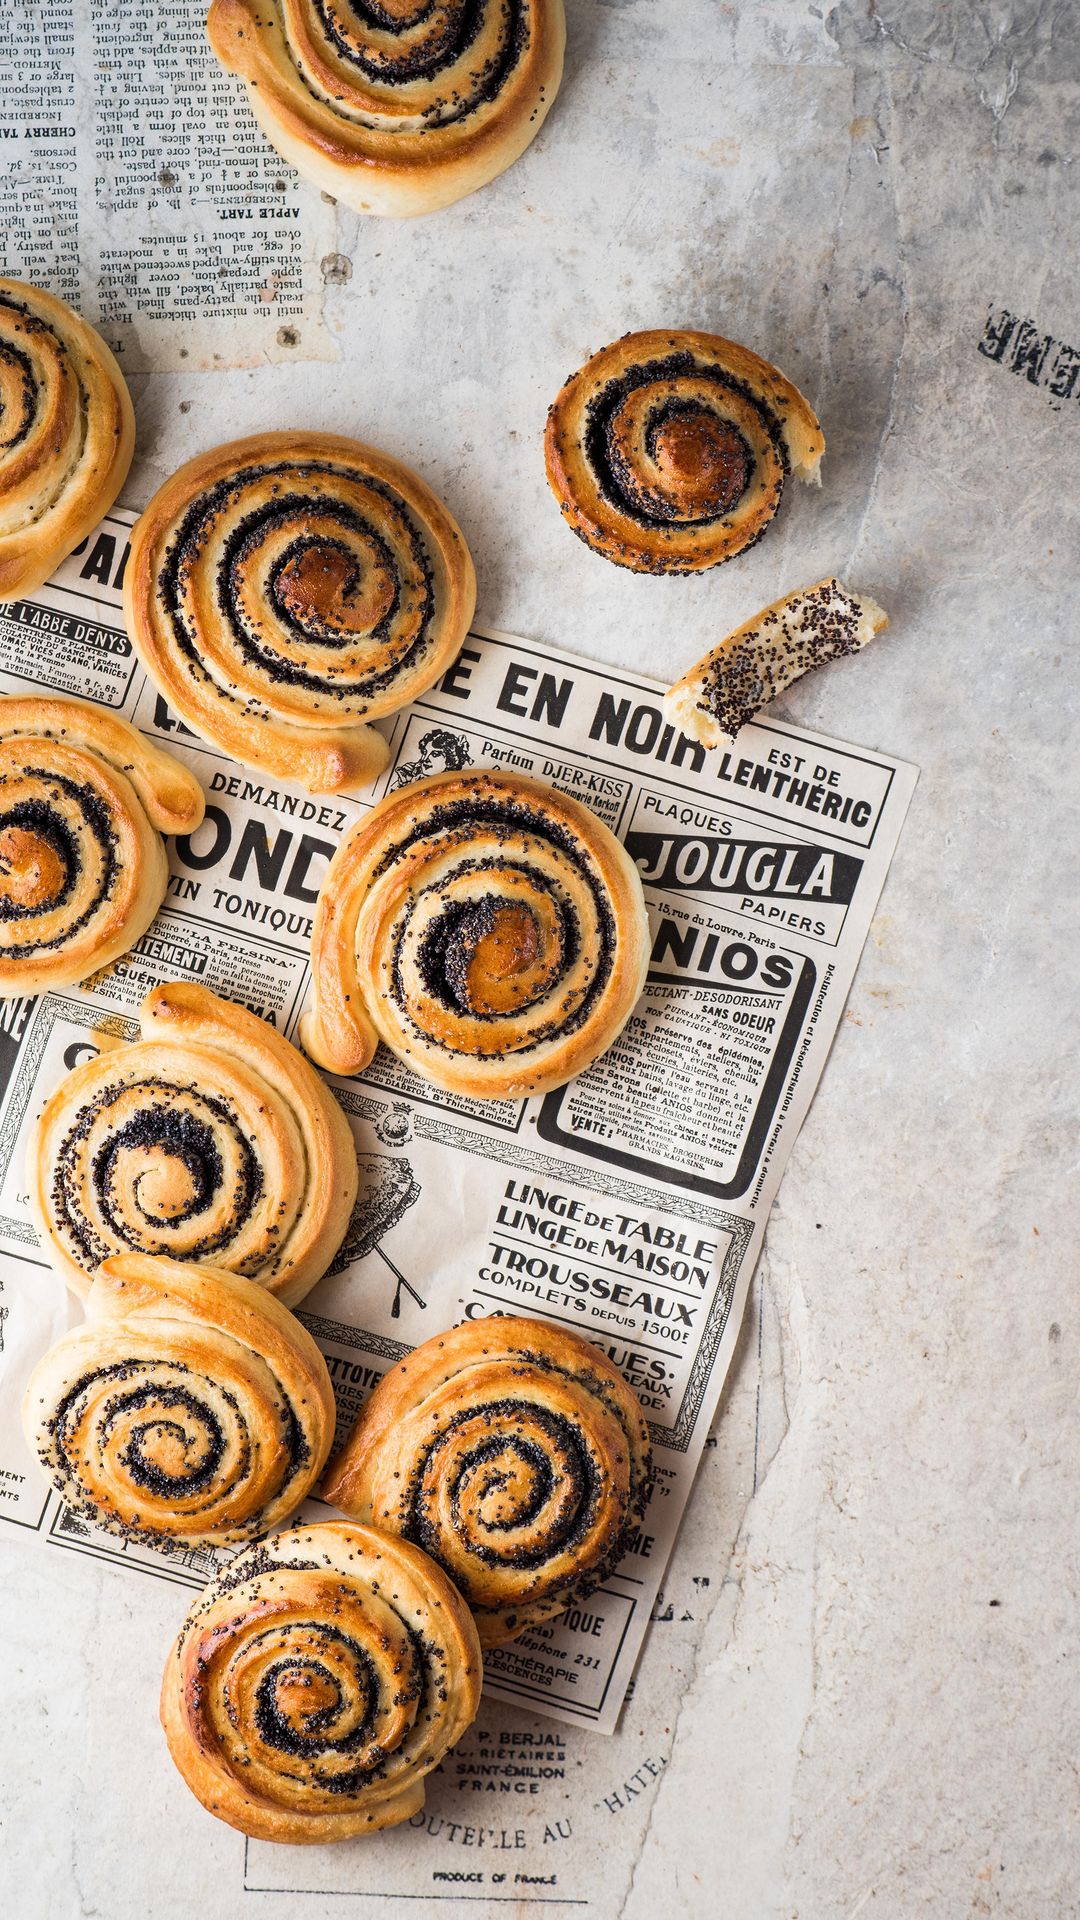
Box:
663 578 887 744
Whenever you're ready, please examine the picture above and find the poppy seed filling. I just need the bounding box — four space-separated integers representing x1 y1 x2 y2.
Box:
583 351 789 528
310 0 530 127
53 1084 263 1267
226 1612 431 1794
0 776 119 950
252 1632 381 1758
159 461 437 706
380 795 616 1055
0 328 39 449
406 1396 600 1580
410 860 580 1019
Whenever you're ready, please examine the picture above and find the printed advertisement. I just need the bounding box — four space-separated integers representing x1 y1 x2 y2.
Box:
0 508 916 1769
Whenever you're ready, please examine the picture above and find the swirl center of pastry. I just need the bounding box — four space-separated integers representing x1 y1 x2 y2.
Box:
305 0 520 104
457 900 551 1014
114 1388 227 1493
128 1149 201 1221
271 537 396 637
458 1435 556 1532
410 1398 596 1595
268 1661 346 1740
244 1615 411 1768
0 821 69 911
136 1419 204 1481
421 890 566 1018
90 1106 234 1246
648 404 752 514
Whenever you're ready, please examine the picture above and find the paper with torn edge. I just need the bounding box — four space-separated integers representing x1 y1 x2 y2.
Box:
0 0 336 370
0 507 916 1737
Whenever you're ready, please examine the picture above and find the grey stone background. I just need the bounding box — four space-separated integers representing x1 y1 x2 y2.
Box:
2 2 1077 1915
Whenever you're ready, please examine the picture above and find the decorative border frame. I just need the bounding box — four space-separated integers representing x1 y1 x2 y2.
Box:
0 995 137 1246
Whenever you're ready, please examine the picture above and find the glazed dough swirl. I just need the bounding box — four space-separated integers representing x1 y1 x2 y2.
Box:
0 695 204 997
23 1253 335 1548
301 768 650 1099
324 1317 653 1645
545 328 825 574
206 0 566 218
161 1521 482 1841
29 982 358 1304
124 433 476 795
0 279 134 599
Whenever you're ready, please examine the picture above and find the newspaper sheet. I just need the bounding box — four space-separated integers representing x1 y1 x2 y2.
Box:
0 0 335 368
0 505 917 1757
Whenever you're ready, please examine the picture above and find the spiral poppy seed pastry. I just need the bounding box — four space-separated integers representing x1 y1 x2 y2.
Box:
0 280 135 600
23 1253 335 1549
124 433 476 795
323 1316 653 1646
664 578 889 743
301 767 650 1099
0 695 204 997
206 0 565 219
161 1520 482 1841
29 981 358 1304
545 328 825 574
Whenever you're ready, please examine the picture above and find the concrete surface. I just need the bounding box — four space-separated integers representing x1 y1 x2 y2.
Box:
1 2 1077 1915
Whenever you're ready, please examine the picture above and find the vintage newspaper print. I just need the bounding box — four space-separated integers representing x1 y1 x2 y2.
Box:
0 509 917 1751
0 0 335 368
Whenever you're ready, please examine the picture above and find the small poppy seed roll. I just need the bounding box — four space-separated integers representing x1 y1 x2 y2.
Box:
545 328 824 574
161 1521 482 1841
324 1316 653 1646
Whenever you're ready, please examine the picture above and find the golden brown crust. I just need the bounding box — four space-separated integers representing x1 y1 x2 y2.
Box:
160 1520 482 1841
0 280 134 599
22 1252 335 1547
544 328 825 575
301 766 651 1099
664 577 888 744
0 694 204 997
323 1316 652 1646
207 0 566 218
123 431 476 795
28 980 358 1303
